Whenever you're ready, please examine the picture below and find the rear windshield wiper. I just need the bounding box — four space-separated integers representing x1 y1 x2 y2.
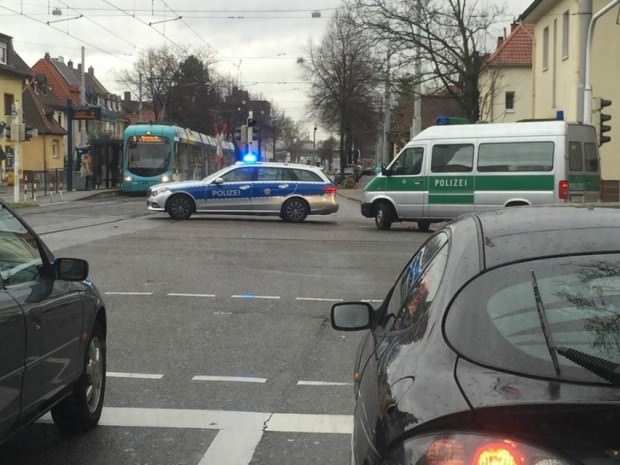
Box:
530 270 562 377
556 346 620 386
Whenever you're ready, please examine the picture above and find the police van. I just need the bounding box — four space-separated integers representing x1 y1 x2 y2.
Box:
361 120 601 231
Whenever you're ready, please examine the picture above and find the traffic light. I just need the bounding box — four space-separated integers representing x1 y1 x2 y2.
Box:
247 117 257 128
599 98 612 146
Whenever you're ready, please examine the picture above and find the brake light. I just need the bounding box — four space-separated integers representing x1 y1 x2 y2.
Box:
558 180 569 200
427 438 466 465
474 442 521 465
323 186 337 195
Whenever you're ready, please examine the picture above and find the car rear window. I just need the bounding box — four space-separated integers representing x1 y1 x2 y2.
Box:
445 254 620 384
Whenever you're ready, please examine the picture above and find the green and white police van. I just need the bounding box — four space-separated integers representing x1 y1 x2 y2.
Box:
361 120 601 231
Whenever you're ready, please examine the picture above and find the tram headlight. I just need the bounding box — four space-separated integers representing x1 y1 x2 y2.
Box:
161 175 171 182
124 175 132 182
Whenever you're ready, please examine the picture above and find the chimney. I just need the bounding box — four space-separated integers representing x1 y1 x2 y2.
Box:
511 22 518 32
77 63 82 73
497 36 504 48
44 52 51 61
67 59 73 68
88 65 94 75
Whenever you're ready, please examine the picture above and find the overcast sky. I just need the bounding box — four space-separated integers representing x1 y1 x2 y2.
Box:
1 0 533 137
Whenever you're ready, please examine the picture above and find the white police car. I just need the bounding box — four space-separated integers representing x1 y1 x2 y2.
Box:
146 161 339 222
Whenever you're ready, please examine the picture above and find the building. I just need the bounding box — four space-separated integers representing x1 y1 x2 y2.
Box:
519 0 620 181
479 23 535 122
0 32 31 184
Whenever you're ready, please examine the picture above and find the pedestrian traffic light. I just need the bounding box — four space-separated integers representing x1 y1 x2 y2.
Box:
247 117 257 128
599 98 612 146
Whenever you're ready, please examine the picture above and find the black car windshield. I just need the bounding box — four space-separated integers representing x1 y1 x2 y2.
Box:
445 254 620 384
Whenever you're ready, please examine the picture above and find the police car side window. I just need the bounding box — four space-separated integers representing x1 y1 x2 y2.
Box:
431 144 474 173
222 167 254 182
292 169 321 182
283 169 299 181
257 167 283 181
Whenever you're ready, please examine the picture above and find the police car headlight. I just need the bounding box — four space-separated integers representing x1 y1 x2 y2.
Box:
150 186 170 197
161 175 171 182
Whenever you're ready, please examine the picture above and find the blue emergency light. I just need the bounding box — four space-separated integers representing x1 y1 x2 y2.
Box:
242 152 258 163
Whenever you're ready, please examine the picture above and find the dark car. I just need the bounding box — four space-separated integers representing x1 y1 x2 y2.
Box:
0 200 106 444
331 205 620 465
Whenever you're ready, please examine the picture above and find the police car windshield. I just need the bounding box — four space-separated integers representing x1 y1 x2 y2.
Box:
201 165 236 183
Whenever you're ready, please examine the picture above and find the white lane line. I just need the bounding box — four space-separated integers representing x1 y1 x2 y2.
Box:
231 294 281 300
213 311 233 316
105 291 153 296
199 429 264 465
296 297 344 302
168 292 216 297
192 375 267 383
107 372 164 380
40 407 352 433
297 380 353 387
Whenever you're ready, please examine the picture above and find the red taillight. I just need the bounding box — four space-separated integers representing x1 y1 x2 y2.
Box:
558 179 569 200
427 438 467 465
323 186 337 195
473 442 522 465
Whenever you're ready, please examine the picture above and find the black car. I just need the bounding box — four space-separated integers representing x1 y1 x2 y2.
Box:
0 200 107 444
332 205 620 465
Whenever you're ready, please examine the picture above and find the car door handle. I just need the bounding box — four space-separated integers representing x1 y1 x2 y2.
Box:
412 180 424 185
240 185 251 190
278 184 289 188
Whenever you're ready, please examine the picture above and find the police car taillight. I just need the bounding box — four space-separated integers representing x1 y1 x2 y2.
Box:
558 180 569 200
323 186 337 195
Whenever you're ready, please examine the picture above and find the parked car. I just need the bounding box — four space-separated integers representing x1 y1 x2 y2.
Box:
0 199 107 444
331 204 620 465
147 161 339 222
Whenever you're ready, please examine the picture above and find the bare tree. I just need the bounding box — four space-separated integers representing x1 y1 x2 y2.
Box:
117 46 185 121
299 7 382 171
347 0 505 123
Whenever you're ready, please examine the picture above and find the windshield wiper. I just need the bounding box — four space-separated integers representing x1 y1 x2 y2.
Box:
556 346 620 385
530 270 562 377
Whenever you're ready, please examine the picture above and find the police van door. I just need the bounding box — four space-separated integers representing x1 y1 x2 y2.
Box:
203 165 254 212
386 146 427 220
427 143 475 219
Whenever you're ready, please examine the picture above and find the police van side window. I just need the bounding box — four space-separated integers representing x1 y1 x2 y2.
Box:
584 143 599 172
431 144 474 173
392 147 424 175
478 142 554 172
568 141 583 171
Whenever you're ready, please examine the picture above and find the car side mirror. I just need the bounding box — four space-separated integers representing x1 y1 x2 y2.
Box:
213 177 224 185
55 257 89 281
331 302 373 331
381 164 390 176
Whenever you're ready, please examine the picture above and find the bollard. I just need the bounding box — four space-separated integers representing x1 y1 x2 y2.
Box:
33 183 37 201
49 183 54 202
24 183 28 202
59 183 64 201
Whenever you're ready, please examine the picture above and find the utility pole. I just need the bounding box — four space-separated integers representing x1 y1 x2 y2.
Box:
12 101 22 203
383 47 392 165
583 0 619 124
412 0 422 138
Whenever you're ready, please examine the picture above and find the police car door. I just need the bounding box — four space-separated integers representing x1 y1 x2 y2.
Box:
387 146 427 220
204 165 254 213
252 166 296 213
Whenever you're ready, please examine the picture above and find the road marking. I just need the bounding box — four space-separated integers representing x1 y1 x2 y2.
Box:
105 291 153 296
192 375 267 383
296 297 344 302
199 429 264 465
297 380 353 387
168 292 216 298
231 294 281 300
108 371 164 379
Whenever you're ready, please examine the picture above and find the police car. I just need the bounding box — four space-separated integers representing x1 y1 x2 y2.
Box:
146 161 339 222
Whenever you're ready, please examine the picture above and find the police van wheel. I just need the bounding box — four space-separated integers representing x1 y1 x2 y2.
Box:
167 194 194 219
281 198 309 223
417 221 431 232
375 203 393 230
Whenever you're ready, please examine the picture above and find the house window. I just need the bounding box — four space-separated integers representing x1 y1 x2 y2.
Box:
562 11 570 59
0 41 7 65
4 93 14 116
543 26 549 70
52 140 60 158
505 92 515 112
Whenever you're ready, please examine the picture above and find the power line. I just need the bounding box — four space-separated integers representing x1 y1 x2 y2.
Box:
158 0 215 51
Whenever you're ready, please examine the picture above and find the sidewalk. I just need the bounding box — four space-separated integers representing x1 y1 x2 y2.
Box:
336 176 369 203
0 183 121 206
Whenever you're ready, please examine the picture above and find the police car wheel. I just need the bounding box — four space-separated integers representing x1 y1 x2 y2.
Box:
167 194 194 219
375 203 393 230
281 198 309 223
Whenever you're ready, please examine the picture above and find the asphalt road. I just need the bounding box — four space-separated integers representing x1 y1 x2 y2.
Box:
0 193 432 465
